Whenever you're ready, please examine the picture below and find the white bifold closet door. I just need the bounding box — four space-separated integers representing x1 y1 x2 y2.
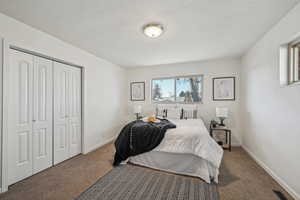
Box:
32 57 53 174
53 62 81 165
7 50 53 185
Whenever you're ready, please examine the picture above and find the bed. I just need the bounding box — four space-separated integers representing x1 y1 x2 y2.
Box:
127 117 223 183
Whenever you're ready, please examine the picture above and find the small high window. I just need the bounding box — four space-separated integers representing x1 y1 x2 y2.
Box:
280 36 300 86
289 40 300 83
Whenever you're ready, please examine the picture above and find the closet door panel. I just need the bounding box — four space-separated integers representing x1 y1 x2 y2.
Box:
32 57 53 174
68 67 81 158
53 62 70 164
8 50 34 185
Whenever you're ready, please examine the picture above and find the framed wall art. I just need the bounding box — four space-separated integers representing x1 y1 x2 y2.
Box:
213 77 235 101
130 82 145 101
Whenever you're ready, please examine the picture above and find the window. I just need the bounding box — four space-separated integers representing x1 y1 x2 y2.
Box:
289 40 300 83
280 37 300 86
152 75 203 103
152 78 175 103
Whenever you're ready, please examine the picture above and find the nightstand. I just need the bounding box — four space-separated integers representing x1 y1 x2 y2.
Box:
210 123 231 151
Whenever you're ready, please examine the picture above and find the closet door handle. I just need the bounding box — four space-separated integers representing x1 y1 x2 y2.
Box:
32 119 36 122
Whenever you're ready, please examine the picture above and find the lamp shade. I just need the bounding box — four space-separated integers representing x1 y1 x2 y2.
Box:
133 105 142 114
216 107 228 118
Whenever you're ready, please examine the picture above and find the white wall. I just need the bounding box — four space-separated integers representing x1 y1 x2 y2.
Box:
0 13 127 188
127 58 242 145
0 39 3 190
241 3 300 199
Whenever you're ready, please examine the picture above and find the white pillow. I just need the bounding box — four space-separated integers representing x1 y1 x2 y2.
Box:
181 109 198 119
167 108 181 119
155 108 167 118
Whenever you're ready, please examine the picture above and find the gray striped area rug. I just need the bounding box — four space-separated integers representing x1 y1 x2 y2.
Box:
76 165 219 200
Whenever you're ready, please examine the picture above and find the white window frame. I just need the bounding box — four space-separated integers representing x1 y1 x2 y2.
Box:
151 74 204 104
288 39 300 84
280 34 300 86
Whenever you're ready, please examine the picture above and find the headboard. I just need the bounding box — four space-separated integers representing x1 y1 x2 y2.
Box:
155 107 167 118
180 108 198 119
155 105 199 119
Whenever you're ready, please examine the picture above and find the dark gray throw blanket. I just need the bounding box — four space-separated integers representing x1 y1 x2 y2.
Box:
113 119 176 166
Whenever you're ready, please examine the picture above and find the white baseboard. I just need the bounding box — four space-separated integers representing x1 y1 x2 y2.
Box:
242 145 300 200
232 142 241 147
0 187 8 194
84 135 117 154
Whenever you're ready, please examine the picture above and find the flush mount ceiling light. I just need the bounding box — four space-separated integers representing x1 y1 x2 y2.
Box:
143 23 164 38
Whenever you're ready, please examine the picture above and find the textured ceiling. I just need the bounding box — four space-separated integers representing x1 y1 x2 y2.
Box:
0 0 299 67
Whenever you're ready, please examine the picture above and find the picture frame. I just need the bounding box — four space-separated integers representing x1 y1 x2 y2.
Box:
130 82 145 101
213 77 235 101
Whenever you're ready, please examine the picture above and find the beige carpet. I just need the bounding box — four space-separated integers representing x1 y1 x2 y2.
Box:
0 143 294 200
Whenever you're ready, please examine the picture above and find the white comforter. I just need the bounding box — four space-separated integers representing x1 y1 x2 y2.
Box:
152 119 223 170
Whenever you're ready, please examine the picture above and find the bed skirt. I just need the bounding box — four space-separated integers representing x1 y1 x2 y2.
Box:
128 151 219 183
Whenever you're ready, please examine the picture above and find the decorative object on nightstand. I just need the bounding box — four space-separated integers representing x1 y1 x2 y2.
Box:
216 107 228 126
210 120 218 128
133 105 142 120
210 121 232 151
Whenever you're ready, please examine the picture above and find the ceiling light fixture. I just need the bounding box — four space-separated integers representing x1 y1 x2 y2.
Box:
143 23 164 38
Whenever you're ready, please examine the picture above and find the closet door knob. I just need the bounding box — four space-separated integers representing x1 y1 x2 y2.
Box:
32 119 36 122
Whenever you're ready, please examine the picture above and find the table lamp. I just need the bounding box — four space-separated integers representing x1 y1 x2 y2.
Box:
216 107 228 126
133 105 142 120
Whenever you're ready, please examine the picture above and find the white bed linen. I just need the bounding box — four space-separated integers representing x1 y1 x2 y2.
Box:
128 119 223 183
129 151 219 183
